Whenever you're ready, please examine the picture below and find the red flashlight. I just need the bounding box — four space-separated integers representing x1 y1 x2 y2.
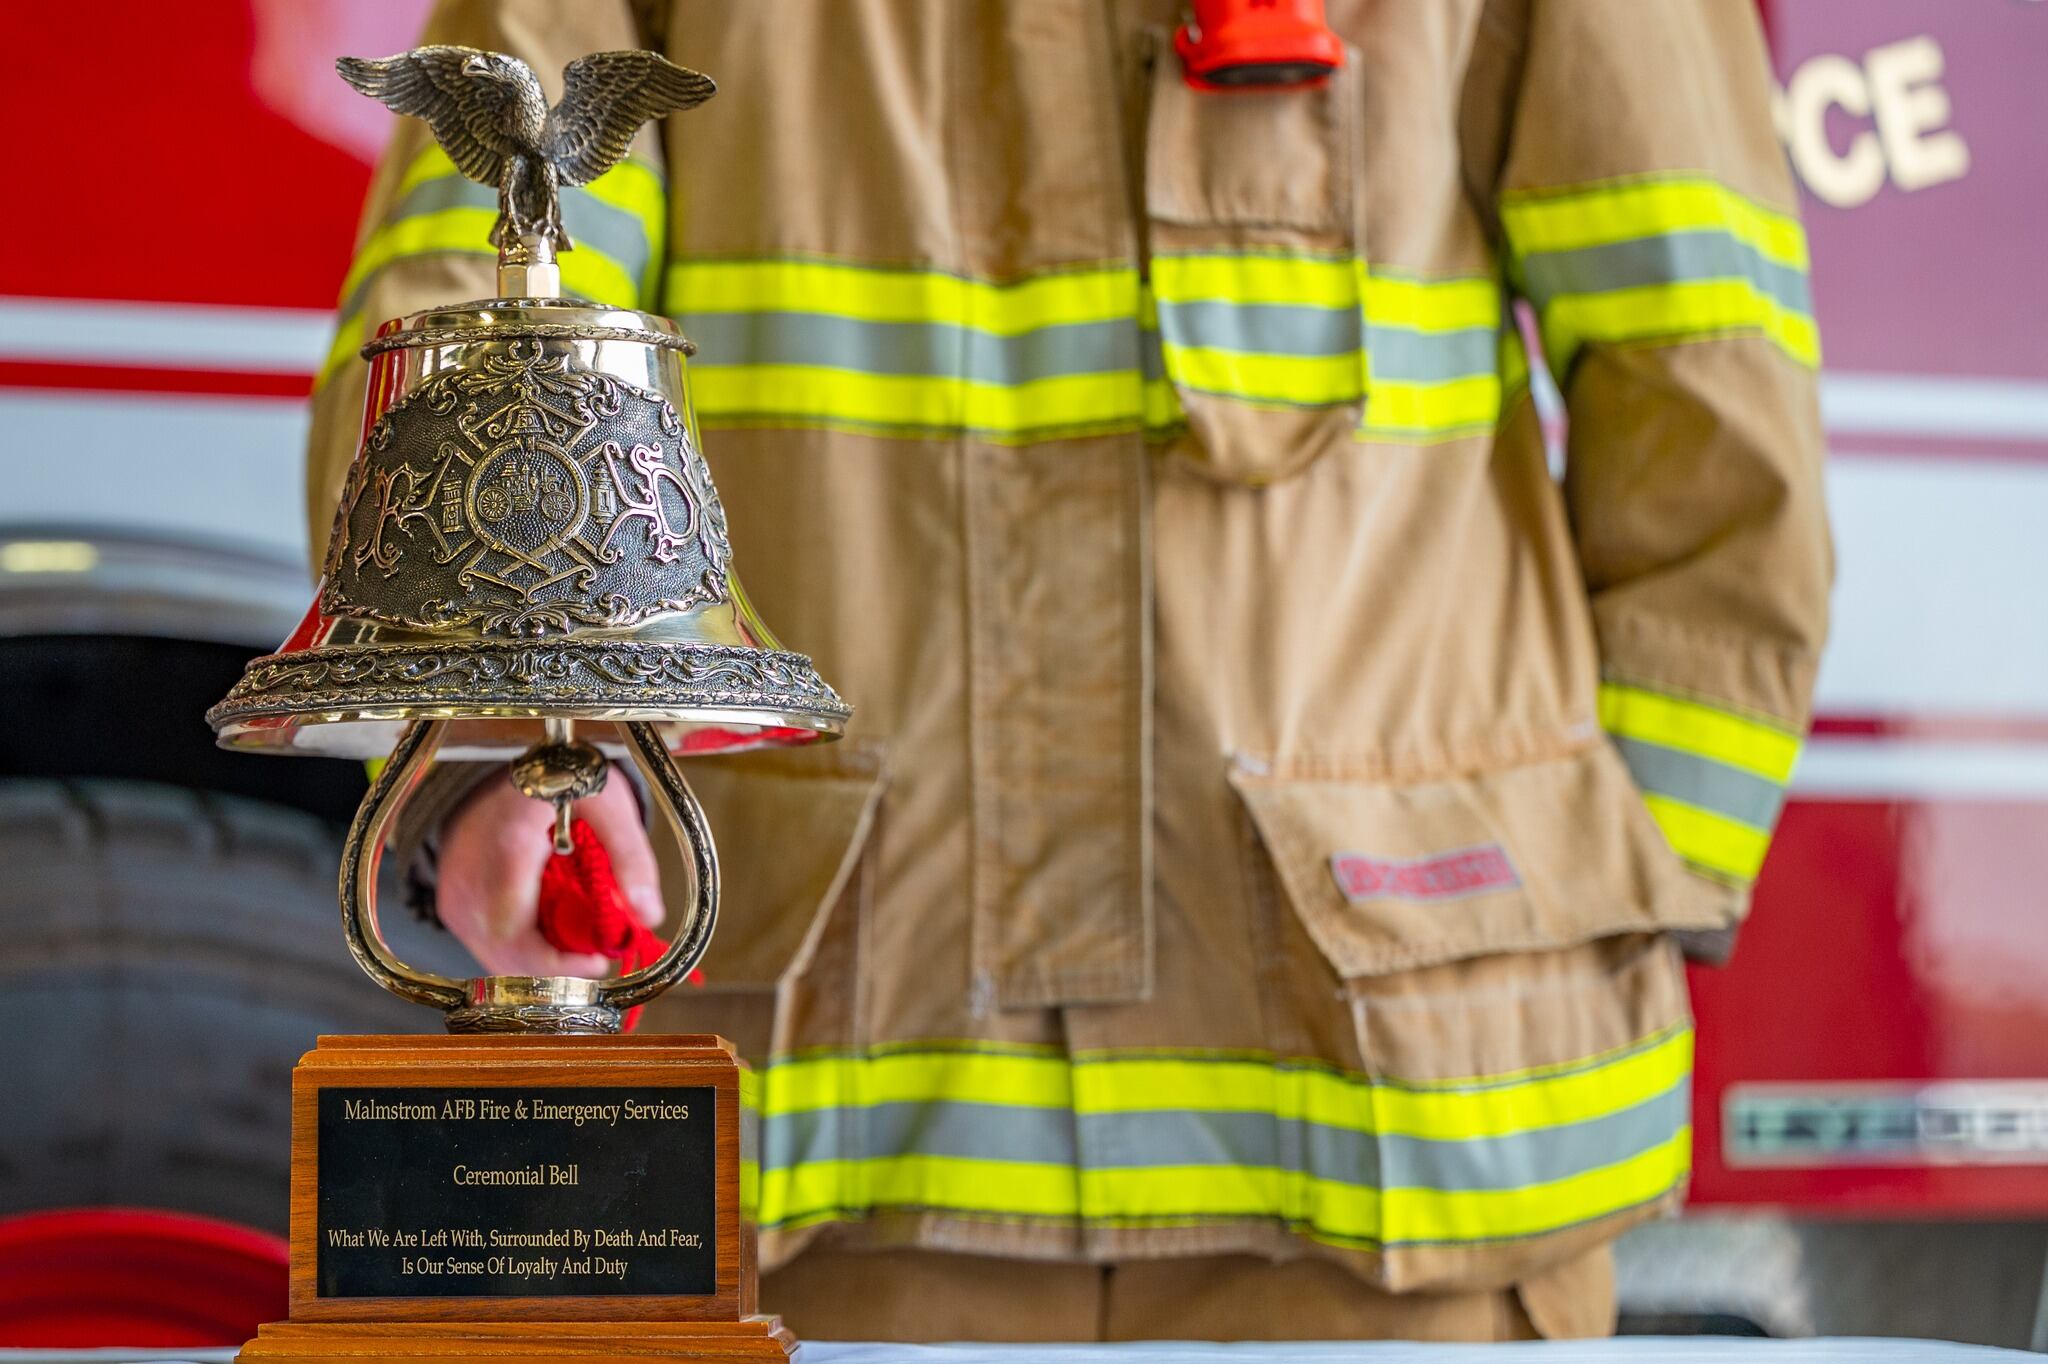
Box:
1174 0 1345 92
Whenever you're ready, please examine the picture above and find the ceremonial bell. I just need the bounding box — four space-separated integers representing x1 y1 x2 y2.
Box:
208 44 848 1037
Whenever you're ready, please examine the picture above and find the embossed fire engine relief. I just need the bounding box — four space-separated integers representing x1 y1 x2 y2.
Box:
324 340 730 637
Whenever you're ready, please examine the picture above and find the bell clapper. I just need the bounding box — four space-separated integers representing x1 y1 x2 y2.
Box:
510 717 609 855
552 798 574 856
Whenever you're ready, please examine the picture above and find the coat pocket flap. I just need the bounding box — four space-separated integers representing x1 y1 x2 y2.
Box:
1144 32 1355 232
668 741 887 990
1230 740 1726 980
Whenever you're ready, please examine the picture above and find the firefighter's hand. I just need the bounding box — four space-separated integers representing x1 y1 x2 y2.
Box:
436 773 665 978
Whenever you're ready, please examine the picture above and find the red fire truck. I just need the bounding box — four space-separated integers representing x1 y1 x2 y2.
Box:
1 0 2042 1344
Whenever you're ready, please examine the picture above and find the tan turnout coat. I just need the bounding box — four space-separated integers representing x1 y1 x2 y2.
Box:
309 0 1830 1328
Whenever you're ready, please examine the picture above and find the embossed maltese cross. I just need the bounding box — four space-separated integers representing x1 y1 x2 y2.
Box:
337 45 714 251
335 342 731 639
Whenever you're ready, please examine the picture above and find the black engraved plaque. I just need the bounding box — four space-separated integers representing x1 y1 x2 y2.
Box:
317 1086 715 1298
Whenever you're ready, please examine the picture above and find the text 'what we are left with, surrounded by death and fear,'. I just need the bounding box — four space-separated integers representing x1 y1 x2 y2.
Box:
316 1085 719 1298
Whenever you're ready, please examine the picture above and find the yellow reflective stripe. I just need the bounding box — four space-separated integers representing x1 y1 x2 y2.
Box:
1139 289 1185 434
739 1067 761 1217
1504 175 1815 371
340 207 640 312
1144 375 1182 434
1642 793 1774 882
574 160 665 237
315 215 640 390
1500 322 1531 394
1083 1162 1343 1225
1599 682 1801 785
1365 274 1504 333
337 203 493 307
670 256 1512 442
1359 375 1502 443
763 1047 1072 1114
753 1032 1692 1247
1160 345 1362 406
1502 175 1806 270
1374 1025 1689 1141
1152 257 1508 436
318 148 662 391
1151 251 1356 307
397 145 667 283
316 317 365 388
1152 251 1363 409
1385 1124 1690 1245
758 1153 1081 1227
671 258 1144 438
1079 1128 1688 1246
1543 278 1819 370
392 144 488 200
668 259 1135 331
319 214 637 391
1361 273 1507 442
688 365 1142 441
766 1026 1687 1138
339 201 503 303
1074 1025 1689 1142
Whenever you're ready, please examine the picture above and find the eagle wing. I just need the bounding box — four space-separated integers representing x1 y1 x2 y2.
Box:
545 51 716 186
336 46 539 185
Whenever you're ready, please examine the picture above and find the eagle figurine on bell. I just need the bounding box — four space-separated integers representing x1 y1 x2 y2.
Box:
209 44 848 1036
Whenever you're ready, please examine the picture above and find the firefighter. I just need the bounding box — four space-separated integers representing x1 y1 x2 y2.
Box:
311 0 1830 1341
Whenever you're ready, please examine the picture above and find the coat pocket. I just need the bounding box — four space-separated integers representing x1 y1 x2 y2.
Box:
1229 740 1708 1293
647 740 887 1062
1143 33 1368 484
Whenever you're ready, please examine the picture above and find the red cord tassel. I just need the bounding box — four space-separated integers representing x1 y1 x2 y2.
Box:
536 818 699 1031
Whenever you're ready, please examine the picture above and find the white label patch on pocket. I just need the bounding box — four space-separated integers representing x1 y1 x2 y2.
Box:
1328 845 1520 905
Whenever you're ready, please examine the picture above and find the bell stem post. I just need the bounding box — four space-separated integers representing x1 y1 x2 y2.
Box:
498 232 561 299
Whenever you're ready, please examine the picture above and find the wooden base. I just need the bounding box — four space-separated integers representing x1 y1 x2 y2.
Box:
238 1034 793 1364
238 1314 798 1363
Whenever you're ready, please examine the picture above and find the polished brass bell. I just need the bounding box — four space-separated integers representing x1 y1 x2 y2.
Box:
209 49 846 1035
209 298 845 760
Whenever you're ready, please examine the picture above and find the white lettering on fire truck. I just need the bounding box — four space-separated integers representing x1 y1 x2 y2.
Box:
1726 1082 2048 1167
1776 35 1970 207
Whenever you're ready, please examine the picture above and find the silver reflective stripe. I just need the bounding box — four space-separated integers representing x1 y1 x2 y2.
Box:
1155 300 1360 359
1365 324 1500 384
1140 326 1166 383
740 1093 761 1165
1613 735 1787 830
758 1078 1688 1196
682 312 1141 383
1080 1080 1688 1193
763 1101 1077 1168
1154 303 1499 385
340 173 653 319
1516 229 1813 314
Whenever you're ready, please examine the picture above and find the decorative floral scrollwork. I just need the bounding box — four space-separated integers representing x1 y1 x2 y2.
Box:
321 341 731 638
206 641 852 733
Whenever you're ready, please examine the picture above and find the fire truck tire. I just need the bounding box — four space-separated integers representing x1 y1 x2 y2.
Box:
1618 1213 2048 1347
0 778 434 1234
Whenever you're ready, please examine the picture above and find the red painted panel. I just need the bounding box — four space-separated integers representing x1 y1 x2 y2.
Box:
2 0 426 309
1693 798 2048 1212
